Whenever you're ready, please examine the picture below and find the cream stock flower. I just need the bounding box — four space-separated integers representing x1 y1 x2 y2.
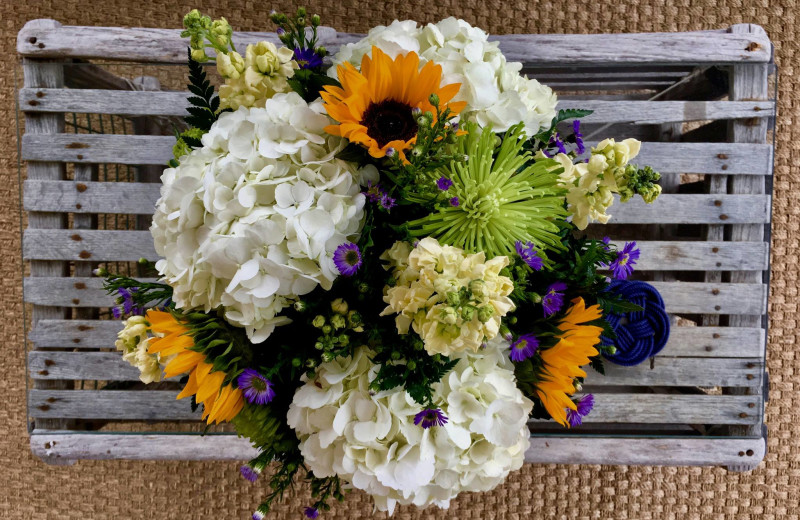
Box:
381 237 515 356
287 339 532 514
151 94 366 342
218 41 297 110
115 315 163 384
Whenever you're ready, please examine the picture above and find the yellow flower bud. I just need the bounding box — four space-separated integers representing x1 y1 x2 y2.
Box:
216 51 245 79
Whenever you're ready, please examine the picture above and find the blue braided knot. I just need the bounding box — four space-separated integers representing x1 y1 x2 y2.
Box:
602 280 670 366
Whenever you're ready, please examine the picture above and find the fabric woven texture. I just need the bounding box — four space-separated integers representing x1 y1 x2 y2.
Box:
1 0 796 518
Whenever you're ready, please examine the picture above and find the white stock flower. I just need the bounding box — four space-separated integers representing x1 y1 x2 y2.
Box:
151 93 366 342
287 338 532 514
115 315 162 384
329 17 557 134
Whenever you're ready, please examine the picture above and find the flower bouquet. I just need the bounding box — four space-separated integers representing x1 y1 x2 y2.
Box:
106 8 664 517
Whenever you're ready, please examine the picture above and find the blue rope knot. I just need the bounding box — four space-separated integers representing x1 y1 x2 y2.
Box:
602 280 670 366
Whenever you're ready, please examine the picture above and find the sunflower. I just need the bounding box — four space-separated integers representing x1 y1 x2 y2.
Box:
146 310 244 424
321 46 466 162
535 298 603 427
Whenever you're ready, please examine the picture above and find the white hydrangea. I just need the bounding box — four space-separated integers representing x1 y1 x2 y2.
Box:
329 17 557 134
151 92 367 342
287 338 532 514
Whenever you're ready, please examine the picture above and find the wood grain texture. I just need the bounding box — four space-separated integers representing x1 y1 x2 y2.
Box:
584 357 764 387
17 22 772 64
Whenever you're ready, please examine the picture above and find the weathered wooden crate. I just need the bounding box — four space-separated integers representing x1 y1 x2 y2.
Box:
18 19 774 469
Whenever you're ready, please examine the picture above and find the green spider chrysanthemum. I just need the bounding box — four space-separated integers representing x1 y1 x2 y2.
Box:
407 123 567 259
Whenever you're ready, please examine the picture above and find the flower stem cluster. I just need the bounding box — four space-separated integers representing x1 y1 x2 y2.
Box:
305 299 364 377
617 165 663 203
181 9 235 62
270 7 327 63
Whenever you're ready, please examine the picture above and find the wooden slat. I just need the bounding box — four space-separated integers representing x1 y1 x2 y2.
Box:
609 195 770 224
21 231 770 272
585 358 763 387
20 88 775 126
21 134 774 175
24 180 160 215
22 277 767 315
662 327 765 358
29 319 124 348
28 390 199 420
17 22 772 64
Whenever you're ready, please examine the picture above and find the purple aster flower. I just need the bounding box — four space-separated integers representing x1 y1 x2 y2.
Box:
609 241 640 280
333 242 362 277
515 240 543 271
118 287 137 314
380 193 396 211
385 147 396 157
449 196 460 207
293 47 323 70
550 133 567 155
573 120 585 155
451 121 459 131
276 27 285 35
414 408 448 429
437 176 453 191
364 180 383 203
601 236 611 250
509 333 539 362
237 369 275 405
240 464 260 482
566 394 594 427
304 507 319 519
542 281 567 317
112 306 123 319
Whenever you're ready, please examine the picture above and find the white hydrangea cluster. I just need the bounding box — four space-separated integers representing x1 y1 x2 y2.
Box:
381 237 515 357
548 138 642 230
329 17 558 135
115 315 162 384
287 338 532 515
151 92 368 342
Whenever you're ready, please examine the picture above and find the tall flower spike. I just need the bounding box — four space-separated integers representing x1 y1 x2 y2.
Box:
407 123 567 259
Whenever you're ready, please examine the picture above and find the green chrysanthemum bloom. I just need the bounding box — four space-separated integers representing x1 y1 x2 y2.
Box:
407 123 567 259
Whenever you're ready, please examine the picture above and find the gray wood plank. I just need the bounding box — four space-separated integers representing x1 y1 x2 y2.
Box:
18 22 772 64
21 230 770 271
26 386 757 425
607 195 770 224
21 134 773 175
29 319 124 348
22 277 767 315
562 100 774 124
24 180 160 215
586 358 763 388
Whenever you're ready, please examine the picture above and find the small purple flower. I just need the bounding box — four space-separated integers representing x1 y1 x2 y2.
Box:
414 408 448 429
450 121 459 131
573 120 585 155
515 240 543 271
609 241 640 280
112 306 123 319
252 513 264 520
509 333 539 362
304 507 320 519
118 287 137 314
542 281 567 317
449 196 460 207
240 464 260 482
550 133 567 155
333 242 362 277
380 193 396 211
277 27 285 35
601 236 611 250
385 147 396 157
437 176 453 191
238 369 275 405
364 181 383 203
293 47 323 70
566 394 594 427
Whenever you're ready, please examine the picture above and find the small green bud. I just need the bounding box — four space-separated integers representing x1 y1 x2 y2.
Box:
322 351 335 362
468 279 486 298
529 292 542 304
322 324 332 334
93 267 108 277
190 48 209 62
312 315 326 328
314 341 324 350
347 310 363 328
461 306 475 321
331 314 346 330
294 300 307 312
358 282 371 293
440 307 458 325
446 291 461 307
477 305 495 323
286 462 297 473
331 298 348 315
391 351 402 360
338 334 349 346
607 346 617 355
508 316 518 325
406 360 417 370
428 93 440 106
291 357 302 367
315 45 327 56
412 145 425 157
296 7 307 17
297 16 306 25
311 14 321 26
574 382 583 392
413 340 424 351
305 358 318 368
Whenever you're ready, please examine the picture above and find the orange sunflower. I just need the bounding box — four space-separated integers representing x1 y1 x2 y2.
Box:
146 310 244 425
321 46 466 162
535 298 603 427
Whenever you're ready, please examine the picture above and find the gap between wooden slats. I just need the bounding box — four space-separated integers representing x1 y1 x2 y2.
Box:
21 181 772 224
28 320 765 358
28 351 763 388
17 23 772 64
18 89 775 123
26 389 759 424
20 135 773 175
21 231 771 271
20 277 769 315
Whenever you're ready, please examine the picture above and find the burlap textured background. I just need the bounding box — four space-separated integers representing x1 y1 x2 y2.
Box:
1 0 796 518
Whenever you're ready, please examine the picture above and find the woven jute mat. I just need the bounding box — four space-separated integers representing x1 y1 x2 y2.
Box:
1 0 795 518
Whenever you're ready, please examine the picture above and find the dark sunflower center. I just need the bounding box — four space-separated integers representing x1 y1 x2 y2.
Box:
344 250 360 266
361 99 418 148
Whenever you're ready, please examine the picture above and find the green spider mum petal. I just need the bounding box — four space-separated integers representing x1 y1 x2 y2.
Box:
407 122 567 259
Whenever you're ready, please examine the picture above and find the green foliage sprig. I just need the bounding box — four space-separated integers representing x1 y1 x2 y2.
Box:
184 49 223 135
